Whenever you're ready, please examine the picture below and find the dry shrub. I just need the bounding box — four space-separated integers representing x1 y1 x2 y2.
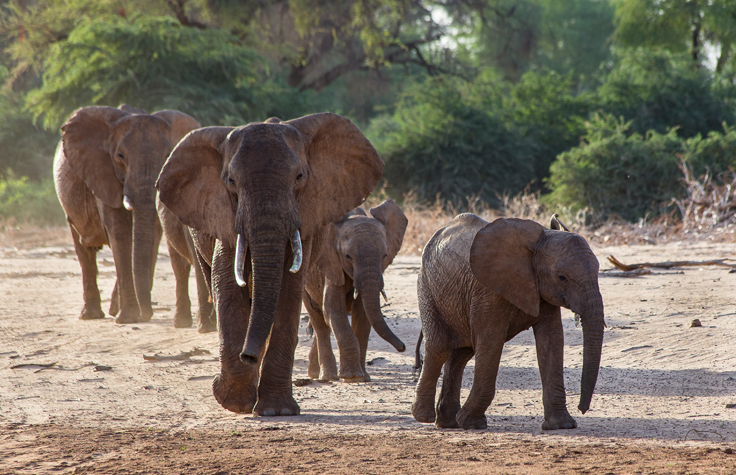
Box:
674 162 736 235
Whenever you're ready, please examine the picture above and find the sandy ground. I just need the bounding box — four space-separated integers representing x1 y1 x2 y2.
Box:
1 227 736 473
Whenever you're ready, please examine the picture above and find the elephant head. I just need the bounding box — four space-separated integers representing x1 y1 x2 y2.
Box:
61 105 200 319
316 199 407 352
469 218 604 415
156 113 384 366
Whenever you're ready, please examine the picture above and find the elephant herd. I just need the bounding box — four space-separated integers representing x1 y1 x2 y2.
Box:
54 104 603 430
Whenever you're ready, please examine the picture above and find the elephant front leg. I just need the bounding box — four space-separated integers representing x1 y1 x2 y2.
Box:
303 290 337 380
211 241 258 413
533 309 577 430
324 285 365 382
254 245 312 417
101 206 141 324
69 225 105 320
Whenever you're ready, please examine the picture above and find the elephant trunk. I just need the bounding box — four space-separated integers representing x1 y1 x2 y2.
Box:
355 268 406 352
132 206 158 321
239 229 288 365
578 285 605 414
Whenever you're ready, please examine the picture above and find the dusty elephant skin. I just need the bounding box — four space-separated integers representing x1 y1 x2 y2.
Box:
156 113 384 417
304 199 408 382
54 104 200 324
157 198 216 332
413 214 605 431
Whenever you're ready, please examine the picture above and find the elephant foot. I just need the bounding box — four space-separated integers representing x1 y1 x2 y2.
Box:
173 310 193 328
435 406 460 429
341 374 369 383
456 409 487 430
196 311 217 333
139 307 154 322
79 303 105 320
115 308 143 324
212 373 257 414
109 295 119 317
542 412 577 431
411 400 436 423
254 393 300 417
338 365 365 381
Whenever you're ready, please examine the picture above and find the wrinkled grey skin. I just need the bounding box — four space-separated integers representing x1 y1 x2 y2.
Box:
156 113 384 417
157 199 216 332
54 104 200 324
412 214 604 431
303 199 408 382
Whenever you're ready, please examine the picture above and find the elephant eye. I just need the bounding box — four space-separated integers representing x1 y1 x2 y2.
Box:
558 275 567 282
296 173 304 181
345 254 351 260
228 177 236 186
117 152 124 159
384 254 388 259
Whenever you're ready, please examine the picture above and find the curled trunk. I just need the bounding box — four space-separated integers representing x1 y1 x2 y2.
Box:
356 271 405 352
578 286 605 414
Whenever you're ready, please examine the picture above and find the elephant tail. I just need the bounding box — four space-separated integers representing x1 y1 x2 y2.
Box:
414 330 424 370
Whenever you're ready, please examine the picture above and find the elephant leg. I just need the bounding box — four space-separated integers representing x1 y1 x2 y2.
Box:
411 346 448 423
533 311 577 430
324 284 364 382
456 323 507 430
167 240 193 328
70 225 104 320
193 253 216 333
351 293 372 381
435 346 474 428
101 206 141 324
253 243 312 417
109 279 120 316
303 290 337 380
211 241 258 414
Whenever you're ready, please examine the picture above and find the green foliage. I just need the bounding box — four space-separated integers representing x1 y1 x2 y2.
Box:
26 15 289 128
598 49 736 139
544 114 736 222
0 175 65 224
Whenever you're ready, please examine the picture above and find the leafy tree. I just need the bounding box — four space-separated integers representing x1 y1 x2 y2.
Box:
598 49 736 139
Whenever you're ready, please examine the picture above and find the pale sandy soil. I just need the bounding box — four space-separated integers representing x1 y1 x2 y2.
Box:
1 226 736 473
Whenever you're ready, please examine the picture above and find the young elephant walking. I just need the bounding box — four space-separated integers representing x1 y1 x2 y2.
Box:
303 199 408 382
413 214 604 430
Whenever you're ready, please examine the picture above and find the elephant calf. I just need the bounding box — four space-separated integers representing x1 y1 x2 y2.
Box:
412 214 605 430
303 199 408 382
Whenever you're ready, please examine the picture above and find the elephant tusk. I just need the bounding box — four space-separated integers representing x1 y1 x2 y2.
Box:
289 230 302 273
381 289 388 302
123 195 133 211
234 233 248 287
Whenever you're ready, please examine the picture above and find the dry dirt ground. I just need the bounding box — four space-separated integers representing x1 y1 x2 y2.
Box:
1 226 736 474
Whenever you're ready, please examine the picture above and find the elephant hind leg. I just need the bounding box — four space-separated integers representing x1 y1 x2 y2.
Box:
303 289 337 380
70 225 105 320
436 346 474 428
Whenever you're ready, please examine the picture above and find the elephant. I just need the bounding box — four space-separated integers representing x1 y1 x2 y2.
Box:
303 198 408 382
412 214 604 430
54 104 200 324
155 113 384 416
157 199 217 332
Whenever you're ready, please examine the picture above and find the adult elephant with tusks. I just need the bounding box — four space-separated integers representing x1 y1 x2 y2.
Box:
54 104 200 324
156 113 384 416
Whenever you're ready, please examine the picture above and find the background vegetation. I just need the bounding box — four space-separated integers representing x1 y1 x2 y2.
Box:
2 0 736 224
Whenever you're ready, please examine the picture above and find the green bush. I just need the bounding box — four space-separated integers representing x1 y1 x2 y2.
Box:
0 175 66 225
369 77 537 205
544 114 736 222
544 114 685 221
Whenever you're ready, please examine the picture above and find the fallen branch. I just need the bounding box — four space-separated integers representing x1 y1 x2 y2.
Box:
599 268 651 278
143 347 211 362
607 255 736 271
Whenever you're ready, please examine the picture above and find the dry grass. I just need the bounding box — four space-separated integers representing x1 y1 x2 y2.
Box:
0 218 71 250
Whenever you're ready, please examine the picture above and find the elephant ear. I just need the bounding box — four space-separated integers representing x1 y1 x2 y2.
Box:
314 222 345 286
285 113 384 237
469 218 545 317
370 198 407 269
152 110 202 148
61 106 130 208
156 126 235 246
